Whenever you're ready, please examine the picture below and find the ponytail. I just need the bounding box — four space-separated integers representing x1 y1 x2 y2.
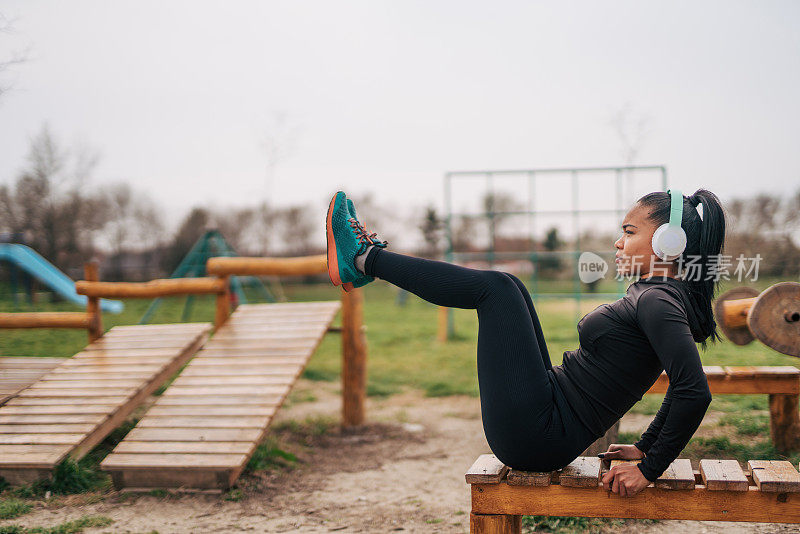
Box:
637 188 728 350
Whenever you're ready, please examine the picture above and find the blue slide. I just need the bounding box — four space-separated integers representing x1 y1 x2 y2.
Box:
0 243 124 314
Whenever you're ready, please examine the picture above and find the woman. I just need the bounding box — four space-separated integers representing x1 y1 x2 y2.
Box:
326 188 726 498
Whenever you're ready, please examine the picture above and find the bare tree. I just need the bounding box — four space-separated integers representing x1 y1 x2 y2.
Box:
609 102 653 204
418 205 444 257
0 12 31 101
0 125 110 270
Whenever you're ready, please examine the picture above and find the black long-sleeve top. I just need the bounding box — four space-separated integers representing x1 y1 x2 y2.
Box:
551 276 713 481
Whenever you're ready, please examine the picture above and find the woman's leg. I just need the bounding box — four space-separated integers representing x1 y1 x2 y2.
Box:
364 247 556 467
499 272 553 371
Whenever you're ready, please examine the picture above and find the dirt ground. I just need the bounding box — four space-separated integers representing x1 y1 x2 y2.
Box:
2 379 797 533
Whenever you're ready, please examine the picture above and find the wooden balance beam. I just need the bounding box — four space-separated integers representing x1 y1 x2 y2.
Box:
0 323 211 485
466 453 800 532
99 301 340 490
647 365 800 453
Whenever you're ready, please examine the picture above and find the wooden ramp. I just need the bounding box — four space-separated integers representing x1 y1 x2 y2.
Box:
0 323 211 485
1 357 67 406
100 301 341 490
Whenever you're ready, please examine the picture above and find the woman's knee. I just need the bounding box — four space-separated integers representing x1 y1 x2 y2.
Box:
482 270 520 294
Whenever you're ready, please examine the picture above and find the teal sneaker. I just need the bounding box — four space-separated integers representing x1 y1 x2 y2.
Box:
346 198 387 289
325 191 387 292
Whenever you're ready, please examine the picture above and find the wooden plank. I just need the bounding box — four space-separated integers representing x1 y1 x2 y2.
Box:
0 424 96 433
112 441 254 455
153 395 283 406
17 388 137 397
0 434 84 445
749 460 800 492
506 468 552 486
188 357 308 365
169 376 296 387
700 459 749 491
101 453 247 469
5 396 128 406
40 372 154 380
71 348 181 358
136 416 272 429
470 483 800 522
83 340 198 350
653 459 695 489
465 454 509 484
144 406 278 417
559 457 601 488
0 405 119 415
122 427 263 442
25 379 143 388
179 366 301 377
160 385 290 396
0 414 108 425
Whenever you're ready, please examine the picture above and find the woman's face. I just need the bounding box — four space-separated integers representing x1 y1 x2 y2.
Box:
614 202 676 279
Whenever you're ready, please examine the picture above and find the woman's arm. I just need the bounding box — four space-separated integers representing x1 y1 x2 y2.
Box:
633 384 673 455
633 287 712 482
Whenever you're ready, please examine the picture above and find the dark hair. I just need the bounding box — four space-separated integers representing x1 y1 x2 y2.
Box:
637 188 727 350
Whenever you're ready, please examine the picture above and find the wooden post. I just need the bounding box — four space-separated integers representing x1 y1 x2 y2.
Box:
341 287 366 427
85 262 103 343
214 275 231 330
769 393 800 454
438 306 449 342
470 512 521 534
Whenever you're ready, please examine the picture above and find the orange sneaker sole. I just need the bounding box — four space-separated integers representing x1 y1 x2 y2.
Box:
326 193 343 287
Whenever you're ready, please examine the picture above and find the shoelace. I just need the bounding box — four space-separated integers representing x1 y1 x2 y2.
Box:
348 217 388 249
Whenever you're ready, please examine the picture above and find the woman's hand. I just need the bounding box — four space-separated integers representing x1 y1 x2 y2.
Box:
598 443 645 461
601 462 650 497
598 444 650 497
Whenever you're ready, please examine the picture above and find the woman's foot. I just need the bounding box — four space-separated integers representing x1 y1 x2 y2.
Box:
326 191 387 292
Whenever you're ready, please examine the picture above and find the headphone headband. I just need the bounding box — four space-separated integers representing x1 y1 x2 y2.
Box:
666 189 683 229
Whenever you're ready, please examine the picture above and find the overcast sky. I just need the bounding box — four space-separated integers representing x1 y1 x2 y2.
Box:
1 1 798 240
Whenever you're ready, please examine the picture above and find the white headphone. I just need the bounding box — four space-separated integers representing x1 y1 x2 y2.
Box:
651 189 687 261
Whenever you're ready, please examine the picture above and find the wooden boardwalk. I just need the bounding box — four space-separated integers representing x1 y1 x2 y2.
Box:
0 323 211 485
101 301 340 490
1 357 67 406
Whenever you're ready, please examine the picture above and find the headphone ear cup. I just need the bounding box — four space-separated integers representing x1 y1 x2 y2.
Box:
651 224 668 260
652 224 686 261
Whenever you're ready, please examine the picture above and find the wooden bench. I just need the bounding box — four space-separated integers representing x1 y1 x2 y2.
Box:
465 453 800 532
99 301 340 490
647 365 800 452
0 357 67 406
0 323 211 485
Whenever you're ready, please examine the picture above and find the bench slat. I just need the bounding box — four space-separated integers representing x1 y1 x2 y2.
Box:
465 454 508 484
749 460 800 492
700 459 749 491
609 459 694 489
653 458 694 489
506 468 551 486
559 456 601 488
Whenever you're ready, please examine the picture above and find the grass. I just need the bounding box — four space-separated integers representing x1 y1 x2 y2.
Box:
0 499 31 520
0 514 113 534
0 276 797 500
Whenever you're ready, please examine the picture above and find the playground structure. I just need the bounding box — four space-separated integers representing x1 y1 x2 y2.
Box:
0 254 368 489
465 453 800 531
439 165 667 340
139 229 274 324
0 243 123 313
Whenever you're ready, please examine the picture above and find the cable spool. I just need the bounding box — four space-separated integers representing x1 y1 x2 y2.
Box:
714 282 800 357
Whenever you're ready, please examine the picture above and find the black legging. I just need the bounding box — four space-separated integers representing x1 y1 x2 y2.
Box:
364 247 596 471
